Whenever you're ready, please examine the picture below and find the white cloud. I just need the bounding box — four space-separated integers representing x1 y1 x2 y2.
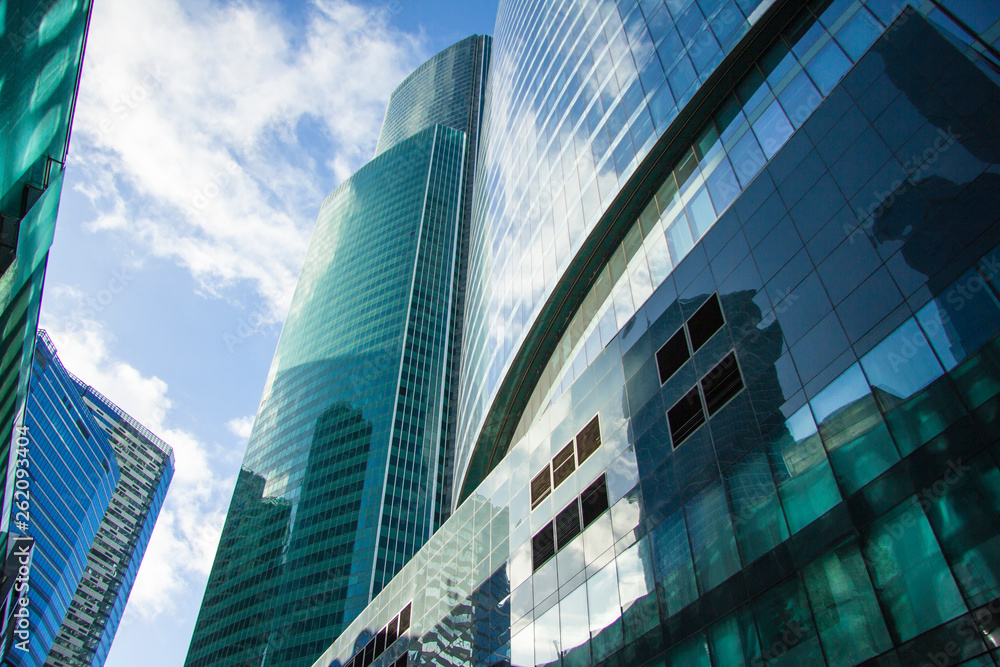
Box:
40 312 229 619
71 0 427 319
226 415 255 440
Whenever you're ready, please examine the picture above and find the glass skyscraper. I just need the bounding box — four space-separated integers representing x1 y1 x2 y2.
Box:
186 36 491 667
0 0 94 590
3 333 119 667
47 367 174 667
298 1 1000 667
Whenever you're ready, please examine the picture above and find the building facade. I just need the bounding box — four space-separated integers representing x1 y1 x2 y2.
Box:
310 1 1000 667
0 0 95 561
3 333 119 667
186 36 491 667
46 369 174 667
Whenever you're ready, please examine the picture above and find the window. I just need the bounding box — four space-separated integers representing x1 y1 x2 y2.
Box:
533 521 556 570
688 293 725 351
582 475 610 527
668 386 706 446
552 442 576 487
556 500 582 546
657 328 690 383
701 352 744 415
531 468 552 508
576 416 602 463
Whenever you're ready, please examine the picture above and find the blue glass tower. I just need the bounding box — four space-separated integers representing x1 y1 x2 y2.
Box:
4 333 118 667
187 37 491 667
308 2 1000 667
46 374 175 667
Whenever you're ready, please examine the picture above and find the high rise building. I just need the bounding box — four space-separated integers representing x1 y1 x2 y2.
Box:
3 333 119 667
300 1 1000 666
185 36 490 667
46 358 174 667
0 0 94 590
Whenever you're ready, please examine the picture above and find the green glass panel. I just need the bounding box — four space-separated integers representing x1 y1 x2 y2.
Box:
803 539 892 665
686 479 740 593
768 406 840 533
666 631 711 667
708 603 760 667
725 449 790 565
752 575 824 667
812 364 898 495
883 375 966 457
923 452 1000 608
617 538 659 643
951 338 1000 410
862 497 967 643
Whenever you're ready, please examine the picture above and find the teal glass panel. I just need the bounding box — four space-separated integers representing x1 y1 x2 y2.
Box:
862 319 965 455
950 338 1000 410
752 575 824 667
802 539 892 665
922 451 1000 608
708 603 761 667
812 364 898 495
685 479 740 593
724 449 790 565
767 406 840 533
649 508 698 617
862 497 967 643
665 631 711 667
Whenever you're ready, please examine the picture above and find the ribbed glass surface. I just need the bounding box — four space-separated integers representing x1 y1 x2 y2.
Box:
455 0 768 497
10 334 119 667
47 379 175 667
0 0 93 557
376 36 489 156
186 126 467 667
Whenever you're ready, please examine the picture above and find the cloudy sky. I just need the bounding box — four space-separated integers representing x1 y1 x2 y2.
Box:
39 0 496 664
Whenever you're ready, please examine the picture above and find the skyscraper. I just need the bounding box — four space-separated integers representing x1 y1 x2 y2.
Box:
1 332 174 667
0 0 95 591
303 1 1000 666
46 365 174 667
3 333 119 667
186 36 490 667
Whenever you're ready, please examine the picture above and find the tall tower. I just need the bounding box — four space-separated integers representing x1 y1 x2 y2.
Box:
46 368 175 667
186 36 490 667
310 2 1000 667
4 333 119 667
0 0 95 614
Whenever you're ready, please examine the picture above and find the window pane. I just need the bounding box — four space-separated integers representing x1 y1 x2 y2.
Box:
686 479 740 592
766 406 840 533
753 575 824 667
752 99 794 159
803 540 892 664
708 604 760 667
862 497 967 643
649 508 698 616
724 449 789 565
534 602 561 665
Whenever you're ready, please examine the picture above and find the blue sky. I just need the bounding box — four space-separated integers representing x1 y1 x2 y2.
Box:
40 0 496 664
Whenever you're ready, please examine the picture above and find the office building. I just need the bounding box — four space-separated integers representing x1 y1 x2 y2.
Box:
46 357 174 667
3 333 119 667
0 0 95 577
186 36 490 667
308 1 1000 666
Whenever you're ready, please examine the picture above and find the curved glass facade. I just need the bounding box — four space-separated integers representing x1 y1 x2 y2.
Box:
377 36 491 156
47 378 175 667
455 0 772 499
186 125 468 667
313 3 1000 667
9 333 119 667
